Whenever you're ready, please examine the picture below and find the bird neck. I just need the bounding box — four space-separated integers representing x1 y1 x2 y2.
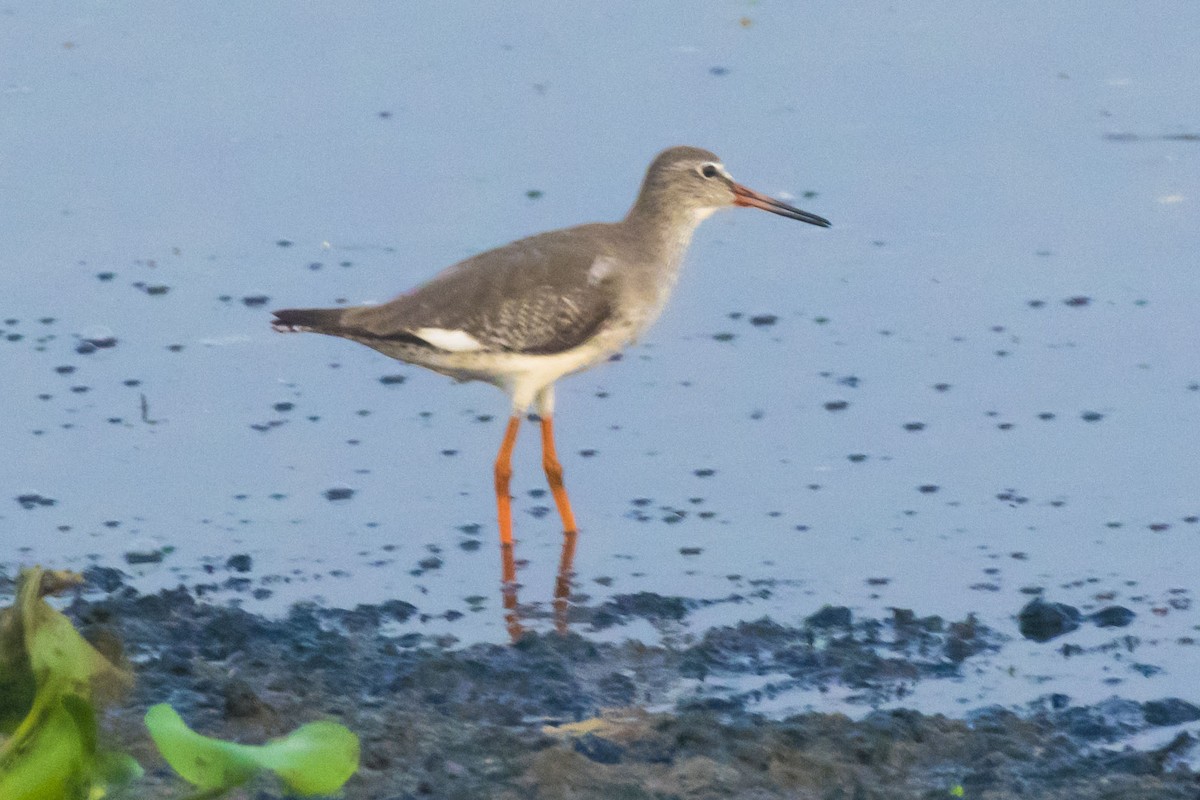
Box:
623 192 709 265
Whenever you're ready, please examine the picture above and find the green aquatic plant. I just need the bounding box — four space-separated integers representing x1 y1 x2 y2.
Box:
145 704 360 797
0 691 142 800
0 567 140 799
0 567 359 798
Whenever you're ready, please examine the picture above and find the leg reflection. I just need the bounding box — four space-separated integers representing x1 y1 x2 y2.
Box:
553 529 578 635
500 542 524 642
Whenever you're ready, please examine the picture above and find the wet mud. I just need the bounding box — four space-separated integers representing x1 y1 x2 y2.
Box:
55 571 1200 799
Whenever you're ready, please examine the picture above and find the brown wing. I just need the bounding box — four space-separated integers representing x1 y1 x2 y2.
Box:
338 225 620 355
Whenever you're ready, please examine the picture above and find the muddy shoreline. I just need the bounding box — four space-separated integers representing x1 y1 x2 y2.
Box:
47 570 1198 799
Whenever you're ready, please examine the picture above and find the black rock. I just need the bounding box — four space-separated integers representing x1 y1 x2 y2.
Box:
597 592 690 624
807 605 853 628
379 599 418 623
83 565 126 593
1143 698 1200 727
1018 599 1082 642
1090 606 1135 628
158 650 193 677
124 548 164 565
223 678 266 718
573 733 624 765
226 554 253 573
597 672 637 706
1059 698 1145 740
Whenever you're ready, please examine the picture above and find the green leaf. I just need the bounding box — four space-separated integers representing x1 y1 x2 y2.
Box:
0 692 143 800
255 720 360 796
0 568 131 735
0 596 36 734
92 749 146 798
143 705 257 790
145 704 359 796
0 691 88 800
22 574 132 706
0 569 141 800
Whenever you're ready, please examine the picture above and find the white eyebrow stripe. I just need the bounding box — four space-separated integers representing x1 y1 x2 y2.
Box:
414 327 485 352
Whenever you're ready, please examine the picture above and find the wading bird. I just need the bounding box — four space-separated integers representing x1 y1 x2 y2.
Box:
273 146 830 631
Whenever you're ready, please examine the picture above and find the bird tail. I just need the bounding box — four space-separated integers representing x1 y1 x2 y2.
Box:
271 307 347 334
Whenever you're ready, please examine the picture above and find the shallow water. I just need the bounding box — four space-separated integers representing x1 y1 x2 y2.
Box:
3 2 1197 714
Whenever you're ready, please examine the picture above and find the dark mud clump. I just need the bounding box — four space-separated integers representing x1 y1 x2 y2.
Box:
64 582 1200 799
1018 598 1140 642
1018 598 1083 642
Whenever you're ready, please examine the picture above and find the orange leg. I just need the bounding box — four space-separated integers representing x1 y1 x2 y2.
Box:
541 413 578 634
494 415 521 549
495 415 524 640
539 414 578 535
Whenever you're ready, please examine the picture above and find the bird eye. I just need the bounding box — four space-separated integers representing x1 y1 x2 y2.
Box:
700 164 719 179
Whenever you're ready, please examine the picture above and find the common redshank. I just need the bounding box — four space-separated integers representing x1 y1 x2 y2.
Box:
272 145 829 569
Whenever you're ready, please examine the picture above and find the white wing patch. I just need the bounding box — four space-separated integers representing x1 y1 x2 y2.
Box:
413 327 485 352
588 255 618 285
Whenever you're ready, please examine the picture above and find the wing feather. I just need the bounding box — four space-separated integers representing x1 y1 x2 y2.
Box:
343 225 619 355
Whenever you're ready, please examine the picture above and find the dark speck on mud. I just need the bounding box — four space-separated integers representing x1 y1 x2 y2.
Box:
16 493 57 509
51 574 1200 799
